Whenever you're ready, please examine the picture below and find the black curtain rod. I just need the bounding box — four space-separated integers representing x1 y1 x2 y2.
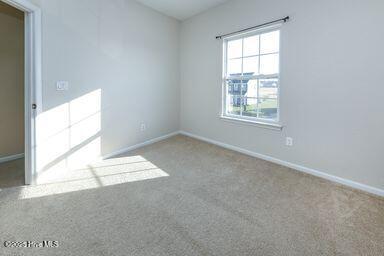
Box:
216 16 290 39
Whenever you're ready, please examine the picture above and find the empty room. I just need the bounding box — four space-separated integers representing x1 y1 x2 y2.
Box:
0 0 383 255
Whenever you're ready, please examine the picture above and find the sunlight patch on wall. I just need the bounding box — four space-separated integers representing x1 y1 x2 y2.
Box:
35 89 102 178
67 137 101 170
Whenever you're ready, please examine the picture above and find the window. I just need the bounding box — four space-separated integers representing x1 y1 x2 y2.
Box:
222 26 281 126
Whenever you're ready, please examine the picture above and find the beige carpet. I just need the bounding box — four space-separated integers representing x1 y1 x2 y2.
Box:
0 135 383 256
0 158 24 188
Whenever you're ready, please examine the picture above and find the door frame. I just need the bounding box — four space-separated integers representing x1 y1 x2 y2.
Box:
1 0 42 185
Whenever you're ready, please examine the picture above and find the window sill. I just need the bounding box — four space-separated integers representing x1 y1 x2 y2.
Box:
220 115 283 131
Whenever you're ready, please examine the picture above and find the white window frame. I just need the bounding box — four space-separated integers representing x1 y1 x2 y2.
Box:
221 24 283 130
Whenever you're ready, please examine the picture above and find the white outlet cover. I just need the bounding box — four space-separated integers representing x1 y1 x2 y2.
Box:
286 137 293 146
56 81 69 91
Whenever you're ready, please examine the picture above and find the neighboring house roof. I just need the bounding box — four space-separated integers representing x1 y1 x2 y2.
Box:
228 73 254 84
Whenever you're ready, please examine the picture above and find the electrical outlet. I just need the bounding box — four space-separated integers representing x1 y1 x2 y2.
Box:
286 137 293 147
140 123 146 132
56 81 69 91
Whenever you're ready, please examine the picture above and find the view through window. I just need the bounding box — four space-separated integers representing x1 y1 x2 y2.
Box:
222 27 280 123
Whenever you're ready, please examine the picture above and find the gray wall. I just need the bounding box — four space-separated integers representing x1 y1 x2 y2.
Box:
0 2 24 158
180 0 384 190
27 0 180 176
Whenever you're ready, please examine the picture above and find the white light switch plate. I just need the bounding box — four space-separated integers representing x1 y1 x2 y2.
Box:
56 81 69 91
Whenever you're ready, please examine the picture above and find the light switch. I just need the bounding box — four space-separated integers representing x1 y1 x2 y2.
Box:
56 81 69 91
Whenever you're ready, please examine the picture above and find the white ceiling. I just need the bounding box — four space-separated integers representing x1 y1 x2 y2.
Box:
135 0 230 20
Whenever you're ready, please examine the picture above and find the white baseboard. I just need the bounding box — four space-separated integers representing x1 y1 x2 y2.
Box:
0 153 25 164
102 131 180 160
180 131 384 197
99 129 384 197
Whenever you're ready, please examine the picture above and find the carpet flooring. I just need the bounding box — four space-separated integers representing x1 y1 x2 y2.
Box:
0 158 24 188
0 135 383 256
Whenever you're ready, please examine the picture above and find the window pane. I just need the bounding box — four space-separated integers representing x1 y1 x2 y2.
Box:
227 79 244 96
260 30 280 54
259 98 278 120
227 39 242 59
242 97 258 117
227 81 233 94
259 79 278 99
227 96 241 115
243 35 259 57
224 29 280 123
260 54 279 75
242 57 259 75
244 79 257 98
227 58 242 75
